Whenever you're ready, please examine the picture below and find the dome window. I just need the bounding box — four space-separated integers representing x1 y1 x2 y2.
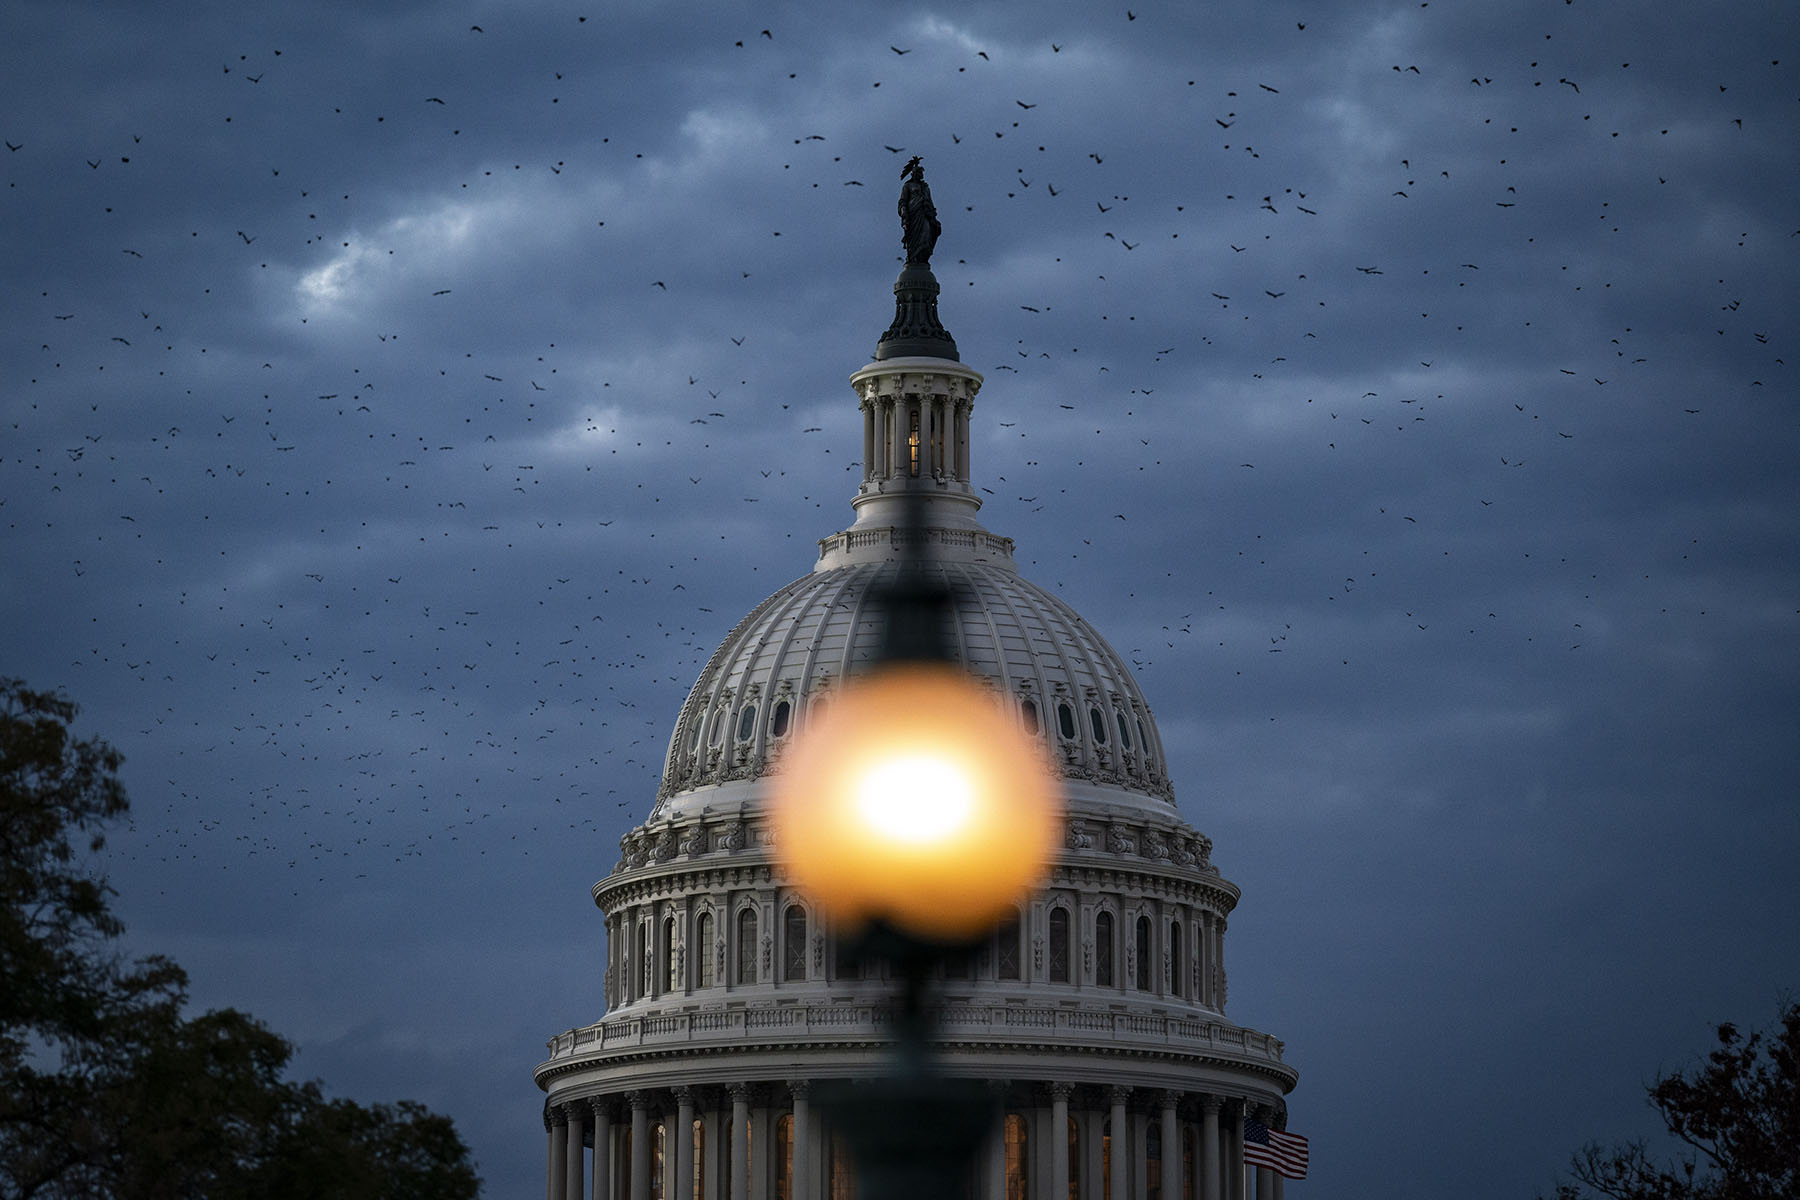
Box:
736 703 757 742
1135 915 1153 992
1020 697 1039 734
1095 911 1115 987
736 909 758 985
1137 718 1150 758
1116 708 1132 750
1056 702 1076 740
782 904 808 982
1089 706 1108 744
696 912 715 988
1048 906 1071 983
709 707 726 747
770 699 792 738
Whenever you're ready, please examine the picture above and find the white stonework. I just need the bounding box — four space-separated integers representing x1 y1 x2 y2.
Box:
535 338 1299 1200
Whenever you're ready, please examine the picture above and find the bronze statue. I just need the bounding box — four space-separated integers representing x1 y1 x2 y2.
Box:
898 156 940 266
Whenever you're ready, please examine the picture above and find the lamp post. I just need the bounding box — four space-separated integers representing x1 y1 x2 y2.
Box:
770 485 1061 1200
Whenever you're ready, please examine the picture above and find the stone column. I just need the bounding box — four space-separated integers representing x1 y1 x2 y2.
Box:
566 1103 587 1200
921 394 935 479
630 1093 651 1200
592 1100 613 1200
1226 1102 1244 1200
750 1101 772 1200
729 1085 750 1200
1050 1084 1071 1200
1198 1098 1220 1200
955 400 970 481
675 1088 695 1200
986 1116 1006 1200
1108 1087 1130 1200
550 1106 569 1200
790 1081 811 1200
1159 1094 1180 1200
862 398 875 483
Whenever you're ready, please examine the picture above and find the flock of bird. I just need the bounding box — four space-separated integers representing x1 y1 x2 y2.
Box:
0 4 1787 903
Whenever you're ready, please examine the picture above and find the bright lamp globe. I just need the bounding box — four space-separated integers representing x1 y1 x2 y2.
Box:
770 663 1062 943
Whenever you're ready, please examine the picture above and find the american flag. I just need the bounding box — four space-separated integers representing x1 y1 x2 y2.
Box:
1242 1118 1309 1180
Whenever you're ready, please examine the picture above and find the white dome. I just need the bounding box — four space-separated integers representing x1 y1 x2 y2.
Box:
654 536 1175 824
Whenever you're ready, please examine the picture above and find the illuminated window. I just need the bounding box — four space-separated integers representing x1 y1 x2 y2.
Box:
1005 1114 1030 1200
775 1114 793 1200
694 1120 706 1200
1068 1116 1081 1200
831 1133 857 1200
1183 1128 1197 1200
908 409 920 476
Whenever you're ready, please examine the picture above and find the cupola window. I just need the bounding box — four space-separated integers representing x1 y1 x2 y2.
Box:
907 409 921 476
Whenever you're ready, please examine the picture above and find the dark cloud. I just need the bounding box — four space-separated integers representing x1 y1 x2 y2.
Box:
3 1 1796 1196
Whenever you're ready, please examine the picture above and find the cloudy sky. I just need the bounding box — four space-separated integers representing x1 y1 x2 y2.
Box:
4 0 1796 1194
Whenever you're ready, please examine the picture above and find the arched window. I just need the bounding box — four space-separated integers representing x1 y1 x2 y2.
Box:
1169 920 1183 998
652 1120 667 1200
1135 915 1153 992
783 904 807 982
663 915 678 993
693 1119 706 1200
775 1114 793 1200
635 920 650 1000
737 704 757 742
996 911 1022 980
1048 907 1071 983
1095 911 1115 987
771 699 792 739
696 911 715 989
830 1132 857 1200
736 909 758 985
1004 1113 1030 1200
1089 706 1108 744
1057 702 1077 740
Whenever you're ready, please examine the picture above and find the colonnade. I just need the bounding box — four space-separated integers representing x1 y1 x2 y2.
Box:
861 390 972 485
545 1083 1288 1200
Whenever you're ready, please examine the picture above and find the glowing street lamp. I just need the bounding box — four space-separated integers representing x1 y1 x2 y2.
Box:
770 660 1060 945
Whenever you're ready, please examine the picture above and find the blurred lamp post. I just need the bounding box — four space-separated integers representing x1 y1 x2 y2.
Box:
770 489 1061 1200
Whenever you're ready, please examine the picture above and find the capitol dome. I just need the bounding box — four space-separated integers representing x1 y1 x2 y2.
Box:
535 184 1301 1200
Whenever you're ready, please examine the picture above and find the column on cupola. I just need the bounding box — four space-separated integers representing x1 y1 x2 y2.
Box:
954 397 970 480
592 1100 613 1200
549 1106 569 1200
919 392 934 479
566 1103 587 1200
862 396 876 482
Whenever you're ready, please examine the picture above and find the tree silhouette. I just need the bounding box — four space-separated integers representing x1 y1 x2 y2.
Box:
0 678 481 1198
1545 1000 1799 1200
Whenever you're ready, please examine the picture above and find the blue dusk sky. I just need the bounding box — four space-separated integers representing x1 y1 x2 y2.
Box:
2 1 1795 1195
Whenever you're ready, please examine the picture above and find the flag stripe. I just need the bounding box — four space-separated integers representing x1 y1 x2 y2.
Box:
1242 1119 1309 1180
